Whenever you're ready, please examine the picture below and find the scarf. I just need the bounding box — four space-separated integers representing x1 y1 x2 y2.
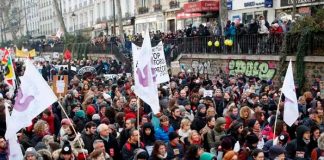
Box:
157 153 168 159
162 125 169 132
191 139 202 145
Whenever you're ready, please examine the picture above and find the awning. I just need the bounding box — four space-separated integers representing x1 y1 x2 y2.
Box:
183 0 219 13
176 12 202 19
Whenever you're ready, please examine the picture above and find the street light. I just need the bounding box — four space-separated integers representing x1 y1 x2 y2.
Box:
71 12 76 35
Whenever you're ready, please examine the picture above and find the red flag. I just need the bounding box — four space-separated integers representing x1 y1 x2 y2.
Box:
1 48 9 64
64 49 71 60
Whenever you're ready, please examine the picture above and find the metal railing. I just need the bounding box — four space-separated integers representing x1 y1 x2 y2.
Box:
41 32 324 57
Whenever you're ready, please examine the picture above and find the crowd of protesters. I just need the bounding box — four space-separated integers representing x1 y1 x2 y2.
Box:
0 56 323 160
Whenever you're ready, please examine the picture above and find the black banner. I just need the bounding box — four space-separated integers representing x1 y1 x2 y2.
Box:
281 0 319 7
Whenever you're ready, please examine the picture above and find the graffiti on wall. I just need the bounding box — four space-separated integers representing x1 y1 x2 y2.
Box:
191 60 211 74
228 60 276 80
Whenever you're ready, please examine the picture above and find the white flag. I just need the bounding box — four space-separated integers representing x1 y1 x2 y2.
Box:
282 60 299 126
5 102 24 160
133 29 160 114
5 59 57 139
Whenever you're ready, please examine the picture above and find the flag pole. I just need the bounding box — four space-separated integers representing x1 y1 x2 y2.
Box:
137 97 140 148
57 100 87 157
272 91 283 144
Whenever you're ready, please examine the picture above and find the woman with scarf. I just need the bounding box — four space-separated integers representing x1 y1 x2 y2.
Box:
186 130 202 148
155 115 175 143
247 119 264 149
149 141 168 160
225 105 239 129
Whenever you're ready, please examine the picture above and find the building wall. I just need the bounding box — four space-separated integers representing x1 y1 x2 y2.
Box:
23 0 40 36
176 54 324 91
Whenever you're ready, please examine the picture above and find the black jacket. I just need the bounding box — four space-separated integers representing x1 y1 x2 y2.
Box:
81 130 96 153
96 134 121 160
286 125 311 160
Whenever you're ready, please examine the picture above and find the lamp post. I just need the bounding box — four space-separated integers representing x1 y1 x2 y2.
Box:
113 0 116 35
71 12 76 35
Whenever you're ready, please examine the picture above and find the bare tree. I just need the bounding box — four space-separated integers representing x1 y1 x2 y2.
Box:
53 0 68 37
219 0 228 35
116 0 125 46
292 0 297 20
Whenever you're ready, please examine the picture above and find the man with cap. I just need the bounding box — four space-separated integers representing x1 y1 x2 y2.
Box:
263 133 289 157
286 125 311 159
166 132 184 159
269 145 286 160
24 147 42 160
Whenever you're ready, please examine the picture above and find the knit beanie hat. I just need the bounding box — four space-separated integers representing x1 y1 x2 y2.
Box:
75 110 86 119
61 141 72 154
61 118 72 125
168 132 179 141
86 105 96 116
92 114 100 120
25 147 37 157
197 103 206 111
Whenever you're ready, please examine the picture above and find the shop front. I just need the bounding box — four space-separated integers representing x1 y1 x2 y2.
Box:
276 0 324 20
178 0 219 28
228 0 274 24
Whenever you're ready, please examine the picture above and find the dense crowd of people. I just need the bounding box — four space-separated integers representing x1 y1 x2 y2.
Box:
0 56 323 160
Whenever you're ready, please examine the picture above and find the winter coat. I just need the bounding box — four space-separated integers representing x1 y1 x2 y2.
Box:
81 130 96 153
141 123 156 146
207 117 226 149
169 116 182 131
96 134 121 160
286 125 311 160
121 141 145 160
166 143 184 160
155 125 175 143
191 113 206 132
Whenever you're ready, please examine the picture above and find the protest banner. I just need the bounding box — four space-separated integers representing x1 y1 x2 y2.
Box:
132 42 169 84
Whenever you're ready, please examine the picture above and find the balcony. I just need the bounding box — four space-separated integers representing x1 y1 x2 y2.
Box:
153 4 162 12
138 7 149 14
169 1 180 9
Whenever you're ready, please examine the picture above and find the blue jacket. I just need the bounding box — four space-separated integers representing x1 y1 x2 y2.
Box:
155 126 175 143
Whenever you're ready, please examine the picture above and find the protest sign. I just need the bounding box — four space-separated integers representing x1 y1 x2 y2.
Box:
132 42 169 84
52 75 68 98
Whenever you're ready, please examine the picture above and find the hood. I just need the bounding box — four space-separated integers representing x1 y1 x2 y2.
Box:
296 125 310 141
142 122 155 138
215 117 226 132
239 106 251 119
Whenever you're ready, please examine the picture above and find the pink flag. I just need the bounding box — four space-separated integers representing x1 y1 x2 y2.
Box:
282 60 299 126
